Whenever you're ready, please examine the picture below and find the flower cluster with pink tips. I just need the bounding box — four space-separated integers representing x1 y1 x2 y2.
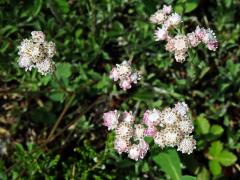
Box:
18 31 56 75
150 5 218 63
109 61 141 90
103 111 149 160
103 102 196 161
143 102 196 154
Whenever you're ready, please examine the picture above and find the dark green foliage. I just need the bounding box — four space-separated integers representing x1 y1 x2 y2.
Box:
0 0 239 179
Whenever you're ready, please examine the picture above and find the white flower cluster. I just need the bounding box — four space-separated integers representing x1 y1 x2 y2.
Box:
150 5 218 63
146 102 196 154
103 111 149 160
109 61 141 90
103 102 196 161
18 31 56 75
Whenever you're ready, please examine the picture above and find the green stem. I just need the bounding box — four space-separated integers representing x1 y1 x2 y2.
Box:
47 93 76 141
46 95 107 144
188 49 196 63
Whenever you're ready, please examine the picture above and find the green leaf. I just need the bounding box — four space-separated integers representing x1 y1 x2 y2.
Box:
185 0 199 13
142 0 159 14
0 40 10 53
56 63 72 79
209 160 221 176
197 167 210 180
153 149 181 180
175 5 184 14
49 92 65 102
132 89 153 101
210 125 224 136
224 0 232 8
48 0 69 22
109 21 124 37
181 175 196 180
54 0 69 13
199 67 210 79
208 141 223 157
48 155 60 168
0 172 7 180
0 25 18 37
95 75 111 90
218 151 237 166
195 115 210 135
141 162 149 173
15 143 25 156
31 0 43 17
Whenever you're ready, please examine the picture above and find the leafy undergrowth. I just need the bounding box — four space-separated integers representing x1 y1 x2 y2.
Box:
0 0 239 179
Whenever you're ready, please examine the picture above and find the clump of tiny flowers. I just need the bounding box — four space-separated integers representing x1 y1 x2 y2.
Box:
150 5 218 63
145 102 196 154
103 102 196 161
109 60 141 90
103 111 149 160
18 31 56 75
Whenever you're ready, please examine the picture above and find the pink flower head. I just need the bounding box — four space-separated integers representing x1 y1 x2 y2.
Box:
165 37 176 52
161 107 179 126
130 72 141 84
177 135 196 154
178 119 194 134
103 110 119 130
154 27 168 41
109 67 119 81
138 139 149 159
187 32 201 48
167 13 182 27
116 60 132 77
150 10 167 25
134 124 145 140
163 5 172 14
128 144 141 161
36 58 54 75
173 35 189 52
144 126 157 137
110 60 141 90
143 109 160 126
195 27 218 51
31 31 45 43
128 140 149 161
154 131 165 148
207 40 218 51
115 122 133 140
18 56 34 70
195 26 206 40
202 29 216 44
162 127 183 147
122 111 135 124
173 102 189 117
174 51 187 63
114 138 130 154
119 77 132 90
17 31 56 75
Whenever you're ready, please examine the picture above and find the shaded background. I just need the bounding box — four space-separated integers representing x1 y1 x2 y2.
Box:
0 0 239 179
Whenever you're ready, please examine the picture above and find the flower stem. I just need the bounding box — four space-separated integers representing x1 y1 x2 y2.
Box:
47 93 76 142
